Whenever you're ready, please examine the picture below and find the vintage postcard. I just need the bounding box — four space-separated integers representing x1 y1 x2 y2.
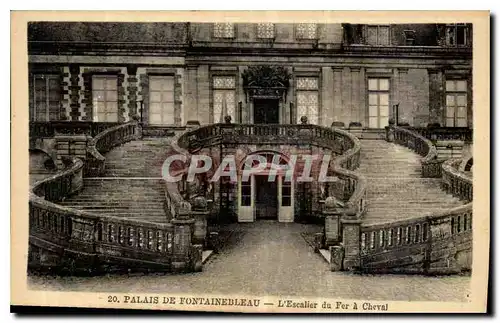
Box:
11 11 489 313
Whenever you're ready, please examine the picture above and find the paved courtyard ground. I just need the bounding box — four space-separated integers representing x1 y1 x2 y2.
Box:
28 221 471 302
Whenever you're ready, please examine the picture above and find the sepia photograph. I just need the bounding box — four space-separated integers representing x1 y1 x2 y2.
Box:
10 10 489 313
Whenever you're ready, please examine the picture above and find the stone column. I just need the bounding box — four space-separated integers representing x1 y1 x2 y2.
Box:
171 203 196 273
359 67 366 127
332 67 343 126
398 68 409 125
341 217 362 271
351 67 361 124
428 68 444 126
321 67 334 127
126 65 138 120
185 65 199 124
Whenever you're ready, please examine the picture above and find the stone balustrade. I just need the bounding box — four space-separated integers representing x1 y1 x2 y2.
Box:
29 121 122 139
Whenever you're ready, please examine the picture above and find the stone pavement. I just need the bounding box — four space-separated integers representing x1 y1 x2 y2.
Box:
28 221 470 302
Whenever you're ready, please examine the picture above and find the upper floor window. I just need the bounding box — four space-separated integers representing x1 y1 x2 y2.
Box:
32 74 61 121
445 79 468 127
296 23 317 40
92 75 118 122
213 23 235 38
296 77 319 125
212 76 236 123
366 25 390 46
445 24 469 46
257 23 275 39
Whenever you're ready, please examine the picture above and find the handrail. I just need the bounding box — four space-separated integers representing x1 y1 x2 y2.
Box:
360 151 473 260
168 123 366 219
85 121 139 177
29 121 122 139
391 125 442 177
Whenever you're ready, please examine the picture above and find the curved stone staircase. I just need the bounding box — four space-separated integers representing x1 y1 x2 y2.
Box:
358 140 465 226
58 137 173 224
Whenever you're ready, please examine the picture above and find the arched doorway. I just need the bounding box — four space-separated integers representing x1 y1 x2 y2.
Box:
237 151 294 223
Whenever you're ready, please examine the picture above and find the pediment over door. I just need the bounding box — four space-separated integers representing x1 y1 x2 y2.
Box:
242 66 291 102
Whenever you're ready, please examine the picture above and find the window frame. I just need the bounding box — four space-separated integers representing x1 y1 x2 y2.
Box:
256 23 276 40
91 74 119 123
211 74 237 123
148 74 176 126
445 23 470 47
367 77 391 129
295 23 318 40
295 76 320 125
444 78 468 127
32 74 62 121
364 25 391 46
212 22 236 39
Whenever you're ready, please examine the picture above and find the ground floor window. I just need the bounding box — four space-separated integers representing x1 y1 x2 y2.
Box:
149 75 175 125
445 79 468 127
32 74 61 121
368 78 390 128
92 75 118 122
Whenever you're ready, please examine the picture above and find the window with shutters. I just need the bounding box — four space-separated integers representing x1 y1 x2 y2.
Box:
296 77 319 125
149 75 176 125
365 25 390 45
32 74 61 121
257 23 275 39
212 76 236 123
445 79 468 127
368 78 390 128
92 75 118 122
213 23 235 38
296 23 317 40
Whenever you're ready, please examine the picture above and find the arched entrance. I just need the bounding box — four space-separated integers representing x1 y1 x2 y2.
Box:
237 151 294 223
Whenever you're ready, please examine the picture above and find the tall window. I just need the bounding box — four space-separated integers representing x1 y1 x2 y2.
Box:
240 180 251 207
281 181 291 207
296 77 319 124
213 23 234 38
149 75 175 125
445 79 468 127
257 23 274 39
445 24 469 46
368 78 390 128
366 25 390 45
92 75 118 122
32 74 61 121
296 23 317 40
212 76 236 123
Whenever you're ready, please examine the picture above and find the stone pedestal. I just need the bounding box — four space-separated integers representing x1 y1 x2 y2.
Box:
330 245 345 271
341 217 362 271
54 134 89 169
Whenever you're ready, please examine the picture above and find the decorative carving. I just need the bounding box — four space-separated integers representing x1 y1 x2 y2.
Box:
242 66 291 102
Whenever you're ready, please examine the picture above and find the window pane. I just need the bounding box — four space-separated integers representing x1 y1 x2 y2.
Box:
446 80 456 91
94 101 105 113
106 113 118 122
378 26 390 45
150 79 163 91
379 93 389 106
48 90 60 101
106 78 117 90
456 118 467 127
379 116 389 127
107 90 118 102
149 113 162 124
150 92 162 102
379 79 390 91
456 80 467 91
456 94 466 106
93 91 106 101
446 95 455 106
369 105 379 117
367 26 377 45
162 103 175 124
368 79 378 91
106 102 118 113
457 106 467 118
34 77 46 89
150 103 161 114
368 94 378 105
446 118 455 127
379 105 389 117
93 77 105 89
446 106 455 118
48 77 59 88
369 117 378 128
309 115 318 125
297 77 318 90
